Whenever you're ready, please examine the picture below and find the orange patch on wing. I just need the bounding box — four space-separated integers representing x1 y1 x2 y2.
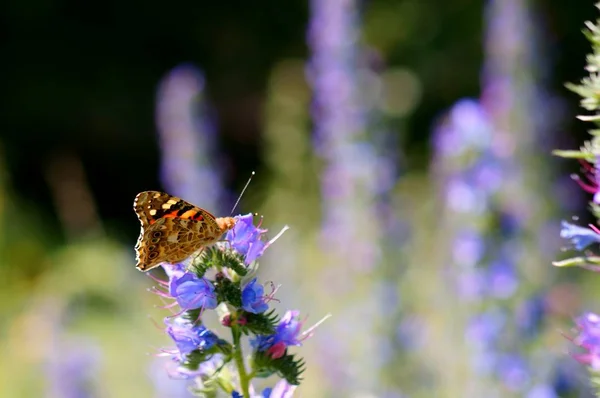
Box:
180 210 199 219
161 210 181 219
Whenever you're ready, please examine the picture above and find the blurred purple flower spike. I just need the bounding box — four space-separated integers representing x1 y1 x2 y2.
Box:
155 64 223 212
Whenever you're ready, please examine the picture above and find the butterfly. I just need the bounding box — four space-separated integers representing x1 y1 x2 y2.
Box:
133 191 237 272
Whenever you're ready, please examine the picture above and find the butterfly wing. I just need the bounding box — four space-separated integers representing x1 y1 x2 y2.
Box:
133 191 227 271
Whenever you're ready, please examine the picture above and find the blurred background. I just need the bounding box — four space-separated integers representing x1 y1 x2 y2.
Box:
1 0 597 397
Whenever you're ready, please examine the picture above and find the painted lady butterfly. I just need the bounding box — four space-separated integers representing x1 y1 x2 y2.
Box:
133 191 236 272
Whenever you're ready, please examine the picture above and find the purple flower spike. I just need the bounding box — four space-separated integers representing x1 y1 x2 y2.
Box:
242 278 269 314
165 317 218 355
169 272 217 310
560 221 600 251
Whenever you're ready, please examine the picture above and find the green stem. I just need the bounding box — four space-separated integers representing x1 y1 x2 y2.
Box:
232 326 251 397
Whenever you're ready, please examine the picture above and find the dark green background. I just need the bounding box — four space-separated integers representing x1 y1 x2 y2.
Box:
1 0 590 236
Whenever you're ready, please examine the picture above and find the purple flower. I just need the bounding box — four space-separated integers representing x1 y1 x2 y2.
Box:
226 213 268 264
487 260 519 299
242 278 269 314
275 310 304 347
526 384 558 398
560 221 600 251
573 312 600 348
165 317 218 355
252 310 305 359
46 339 101 398
166 354 224 380
162 262 186 279
231 380 297 398
496 353 530 392
466 310 506 349
572 160 600 204
169 272 217 310
516 295 546 338
570 312 600 370
262 379 297 398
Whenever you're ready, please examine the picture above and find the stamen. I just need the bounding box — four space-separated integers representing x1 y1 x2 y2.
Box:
256 214 265 229
263 281 281 304
157 348 179 356
267 225 290 247
572 173 599 193
300 313 332 341
579 159 596 172
148 315 165 331
146 272 169 285
157 301 180 310
588 223 600 234
148 286 171 298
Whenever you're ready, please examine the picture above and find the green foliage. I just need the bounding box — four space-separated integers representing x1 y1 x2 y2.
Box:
214 274 242 308
183 340 233 372
183 309 204 326
559 3 600 162
589 367 600 398
252 350 306 386
194 246 248 278
241 310 278 336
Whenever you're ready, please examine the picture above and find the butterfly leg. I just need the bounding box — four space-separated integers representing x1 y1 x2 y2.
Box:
189 247 207 267
218 238 233 251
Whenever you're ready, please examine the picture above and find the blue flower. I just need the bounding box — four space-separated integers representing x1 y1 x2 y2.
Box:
169 272 217 310
226 213 268 264
560 221 600 250
242 278 269 314
165 317 218 355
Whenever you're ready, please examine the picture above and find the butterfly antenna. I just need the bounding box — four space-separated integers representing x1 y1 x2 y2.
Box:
230 171 255 215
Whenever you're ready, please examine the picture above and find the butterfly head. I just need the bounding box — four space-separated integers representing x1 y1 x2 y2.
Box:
216 216 237 234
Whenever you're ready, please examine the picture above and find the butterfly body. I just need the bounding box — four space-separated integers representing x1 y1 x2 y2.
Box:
134 191 236 272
